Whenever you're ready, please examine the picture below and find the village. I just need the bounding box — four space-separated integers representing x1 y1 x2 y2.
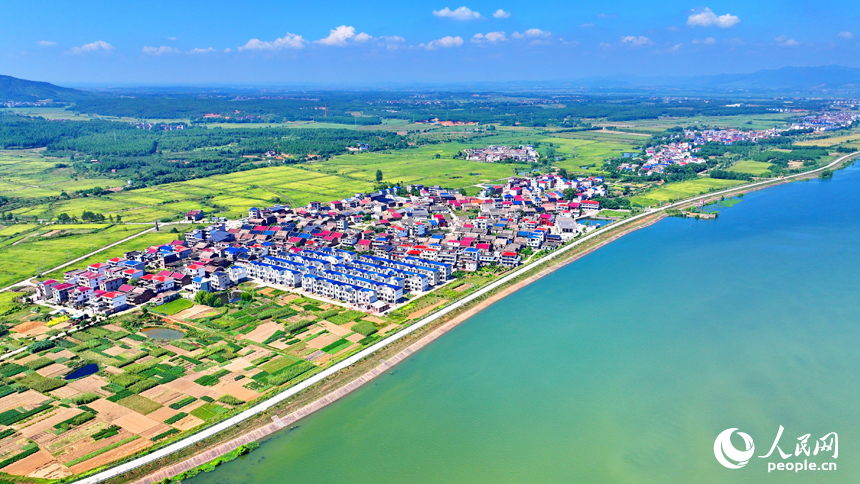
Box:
31 173 610 320
617 126 785 175
460 144 540 163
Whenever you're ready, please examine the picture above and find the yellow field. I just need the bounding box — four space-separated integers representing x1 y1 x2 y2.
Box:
796 133 860 147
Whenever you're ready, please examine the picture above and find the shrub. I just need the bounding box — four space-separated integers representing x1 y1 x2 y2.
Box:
151 428 179 442
217 395 244 406
27 340 55 354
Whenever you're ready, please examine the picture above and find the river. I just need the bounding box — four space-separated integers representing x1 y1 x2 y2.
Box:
190 164 860 483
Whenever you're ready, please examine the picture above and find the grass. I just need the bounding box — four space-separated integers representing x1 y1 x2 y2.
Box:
116 394 162 414
190 403 227 421
630 177 746 207
154 299 193 316
727 160 773 175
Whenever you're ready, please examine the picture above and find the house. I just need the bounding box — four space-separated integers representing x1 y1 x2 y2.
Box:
126 287 154 305
185 209 205 221
192 277 211 293
210 271 231 291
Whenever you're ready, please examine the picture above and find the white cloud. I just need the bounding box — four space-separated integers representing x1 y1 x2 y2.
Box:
189 47 216 54
433 6 482 20
472 31 507 43
620 35 652 46
512 28 551 39
596 13 617 19
167 36 177 41
239 33 306 51
838 31 853 39
687 8 740 28
492 9 511 18
37 40 57 47
69 40 113 54
668 43 683 52
579 23 596 28
142 45 180 55
379 35 406 50
599 42 613 49
421 35 464 49
775 35 800 47
354 32 372 43
692 37 716 45
224 48 232 53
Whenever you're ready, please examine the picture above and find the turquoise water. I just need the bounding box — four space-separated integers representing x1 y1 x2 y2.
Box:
192 165 860 483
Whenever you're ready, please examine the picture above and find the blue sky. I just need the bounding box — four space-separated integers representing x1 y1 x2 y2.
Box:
3 0 859 85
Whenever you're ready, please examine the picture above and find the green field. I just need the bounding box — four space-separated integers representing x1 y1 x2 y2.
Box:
0 223 156 287
629 177 746 207
600 113 797 131
0 151 124 198
154 298 194 315
727 160 773 175
43 230 180 279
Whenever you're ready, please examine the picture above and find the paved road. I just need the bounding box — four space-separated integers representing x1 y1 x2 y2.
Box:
68 151 857 484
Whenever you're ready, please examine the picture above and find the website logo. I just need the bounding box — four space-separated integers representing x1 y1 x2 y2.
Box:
714 428 756 469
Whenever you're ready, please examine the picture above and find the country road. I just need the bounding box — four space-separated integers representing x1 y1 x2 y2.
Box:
73 150 860 484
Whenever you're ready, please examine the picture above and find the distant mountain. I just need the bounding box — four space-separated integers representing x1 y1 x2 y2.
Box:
569 65 860 92
694 65 860 90
0 75 91 102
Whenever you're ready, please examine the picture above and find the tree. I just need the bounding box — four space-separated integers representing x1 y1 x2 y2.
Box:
57 213 71 223
557 168 569 179
458 188 467 196
375 169 383 183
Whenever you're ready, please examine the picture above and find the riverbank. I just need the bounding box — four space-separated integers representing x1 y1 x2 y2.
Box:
129 212 667 484
79 151 860 484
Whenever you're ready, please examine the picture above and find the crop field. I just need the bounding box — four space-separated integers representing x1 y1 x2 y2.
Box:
727 160 773 175
0 281 417 478
538 136 637 174
0 223 155 287
629 177 745 207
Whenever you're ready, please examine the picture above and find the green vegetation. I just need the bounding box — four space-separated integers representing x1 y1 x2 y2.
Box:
321 338 352 355
169 397 197 410
727 160 773 175
152 299 193 316
158 442 260 483
91 425 122 441
164 412 188 425
351 321 378 337
0 443 39 470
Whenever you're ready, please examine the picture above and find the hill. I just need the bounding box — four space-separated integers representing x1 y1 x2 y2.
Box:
0 75 92 102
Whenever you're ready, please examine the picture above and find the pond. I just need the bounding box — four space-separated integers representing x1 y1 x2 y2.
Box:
578 217 613 227
65 363 98 380
141 327 185 340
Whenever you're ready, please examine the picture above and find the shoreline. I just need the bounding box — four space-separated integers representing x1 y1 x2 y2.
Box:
131 213 668 484
75 151 860 484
